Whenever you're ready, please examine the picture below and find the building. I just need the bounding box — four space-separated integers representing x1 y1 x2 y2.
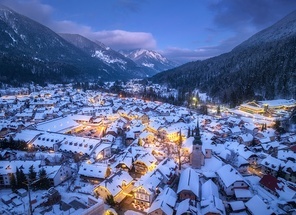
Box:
147 187 177 215
190 121 205 169
216 164 249 196
177 167 200 202
94 170 134 203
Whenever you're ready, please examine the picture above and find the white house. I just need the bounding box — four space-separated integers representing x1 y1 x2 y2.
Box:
216 164 249 196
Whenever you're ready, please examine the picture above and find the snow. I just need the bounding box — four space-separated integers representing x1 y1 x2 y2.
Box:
142 62 154 68
92 50 127 65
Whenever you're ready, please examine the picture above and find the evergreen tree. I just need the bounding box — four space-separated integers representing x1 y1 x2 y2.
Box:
10 173 17 192
28 165 37 181
187 128 191 138
16 169 27 190
217 105 221 115
106 195 116 207
36 168 51 190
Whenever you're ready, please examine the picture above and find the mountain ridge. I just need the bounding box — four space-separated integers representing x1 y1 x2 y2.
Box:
120 48 179 73
0 5 159 84
151 9 296 106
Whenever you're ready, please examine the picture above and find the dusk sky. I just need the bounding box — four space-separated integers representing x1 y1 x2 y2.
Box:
1 0 296 63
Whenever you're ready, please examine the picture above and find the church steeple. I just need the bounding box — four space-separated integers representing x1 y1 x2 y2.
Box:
193 118 202 145
190 118 204 169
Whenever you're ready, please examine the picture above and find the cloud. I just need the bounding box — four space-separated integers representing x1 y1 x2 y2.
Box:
208 0 296 30
0 0 156 50
0 0 53 24
91 30 156 50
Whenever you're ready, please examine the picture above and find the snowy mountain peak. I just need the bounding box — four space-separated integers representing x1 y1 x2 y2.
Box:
120 48 179 73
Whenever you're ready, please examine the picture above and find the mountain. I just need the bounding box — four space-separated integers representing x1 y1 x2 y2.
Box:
120 49 178 73
0 5 153 85
152 10 296 106
59 34 156 78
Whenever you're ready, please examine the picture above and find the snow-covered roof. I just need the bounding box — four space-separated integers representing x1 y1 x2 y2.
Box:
216 164 246 188
134 170 162 194
35 116 80 133
134 152 157 168
177 167 200 199
97 170 133 197
69 114 92 122
260 155 284 171
176 198 198 215
156 158 177 180
238 133 253 142
258 99 296 108
14 129 42 142
78 162 108 179
228 201 245 211
245 195 274 215
148 186 177 215
201 195 225 215
202 179 219 200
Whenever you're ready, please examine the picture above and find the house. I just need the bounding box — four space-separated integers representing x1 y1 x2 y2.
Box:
234 188 253 201
155 158 177 185
177 167 200 202
133 170 163 209
175 199 198 215
216 164 249 196
245 195 274 215
243 123 259 135
125 130 136 145
260 155 284 177
237 133 253 146
259 175 284 197
0 160 71 187
282 160 296 183
113 151 134 171
78 162 111 182
94 170 134 203
147 186 177 215
133 152 157 175
201 179 226 215
139 131 155 144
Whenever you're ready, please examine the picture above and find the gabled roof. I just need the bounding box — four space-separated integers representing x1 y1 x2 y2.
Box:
148 187 177 215
134 152 157 168
259 175 284 193
97 170 133 197
260 155 283 171
78 162 108 179
176 199 198 215
177 167 200 199
216 164 246 188
134 170 163 194
245 195 274 215
202 179 219 200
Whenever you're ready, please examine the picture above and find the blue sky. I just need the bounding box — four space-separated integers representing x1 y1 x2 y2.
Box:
1 0 296 63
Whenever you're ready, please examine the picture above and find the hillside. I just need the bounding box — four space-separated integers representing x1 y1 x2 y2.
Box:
152 10 296 106
0 5 153 85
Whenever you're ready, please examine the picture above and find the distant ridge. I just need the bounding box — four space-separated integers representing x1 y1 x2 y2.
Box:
120 48 179 73
152 10 296 106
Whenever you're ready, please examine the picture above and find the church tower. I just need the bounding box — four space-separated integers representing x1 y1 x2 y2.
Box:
190 119 204 169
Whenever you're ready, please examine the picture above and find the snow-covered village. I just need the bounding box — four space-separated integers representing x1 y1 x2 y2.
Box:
0 82 295 215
